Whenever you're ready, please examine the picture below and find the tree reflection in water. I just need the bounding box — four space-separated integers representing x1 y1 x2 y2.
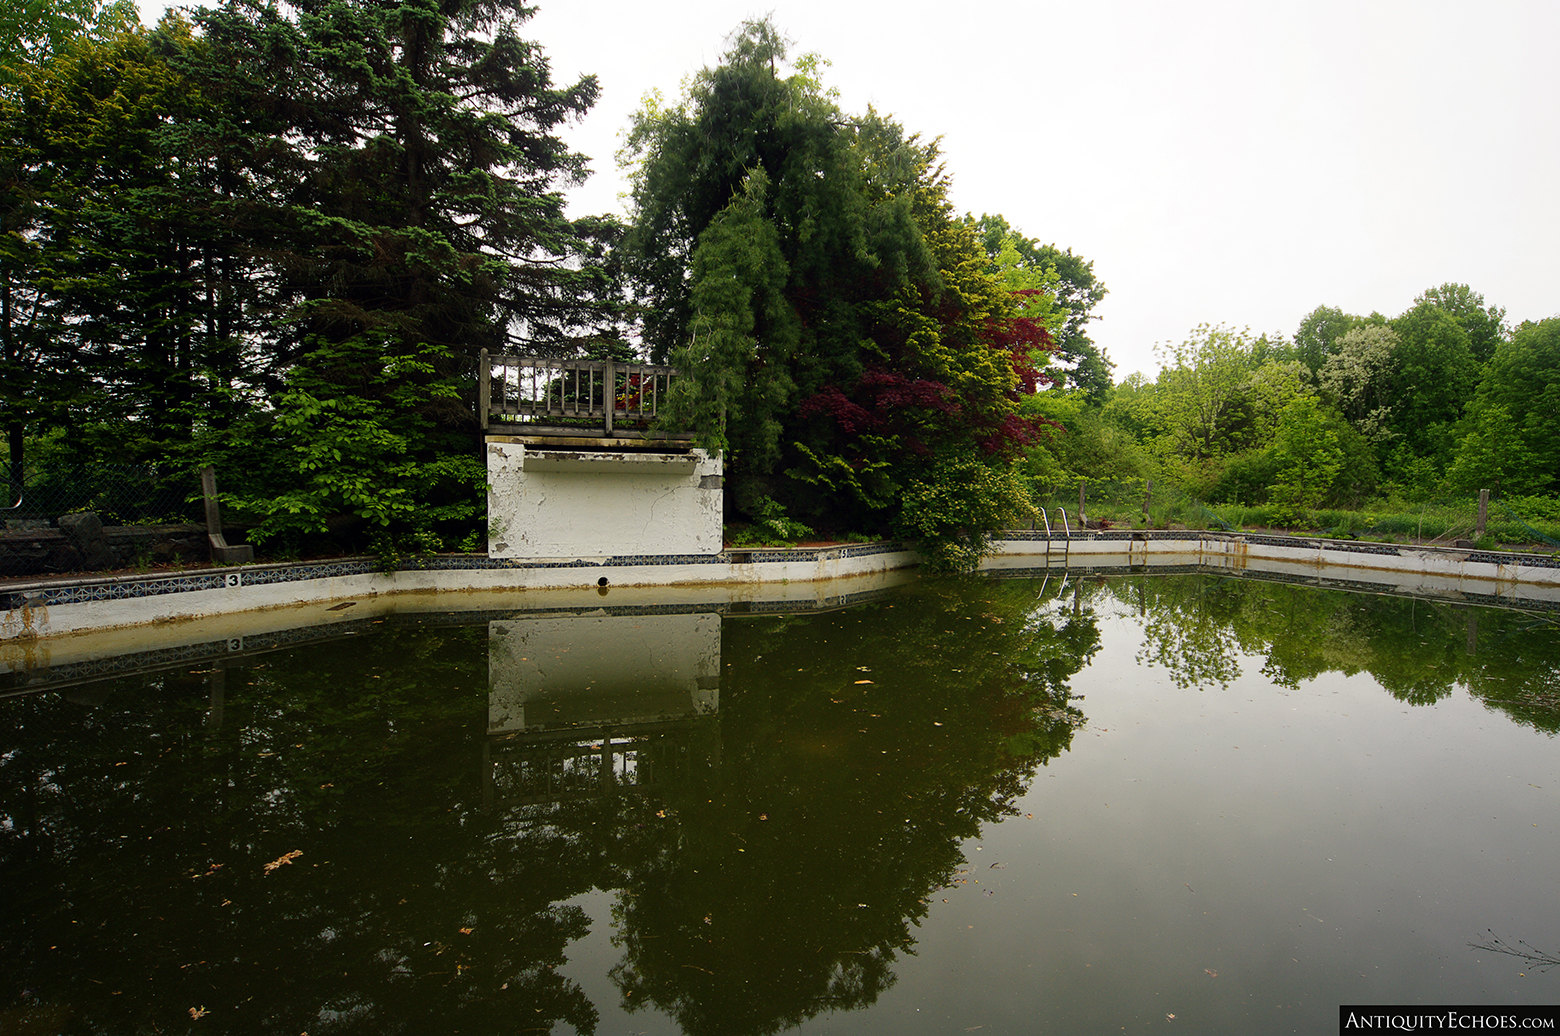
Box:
0 576 1095 1036
605 578 1095 1035
1103 573 1560 730
5 572 1552 1034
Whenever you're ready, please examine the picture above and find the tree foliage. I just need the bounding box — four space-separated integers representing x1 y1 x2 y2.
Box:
1448 316 1560 496
622 21 1050 566
1147 324 1306 464
970 212 1112 400
2 0 621 552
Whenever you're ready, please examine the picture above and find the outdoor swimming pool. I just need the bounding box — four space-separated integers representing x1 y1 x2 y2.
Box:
2 571 1556 1034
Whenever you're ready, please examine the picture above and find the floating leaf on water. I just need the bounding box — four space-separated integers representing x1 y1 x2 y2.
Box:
263 850 303 874
854 680 874 685
1205 968 1218 978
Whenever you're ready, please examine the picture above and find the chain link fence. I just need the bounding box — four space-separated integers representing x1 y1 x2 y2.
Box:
4 463 200 528
2 464 210 579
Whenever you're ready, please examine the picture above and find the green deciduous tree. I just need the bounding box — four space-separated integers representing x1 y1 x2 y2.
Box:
0 0 102 79
1385 302 1479 466
1148 324 1306 463
1414 283 1506 366
1454 316 1560 495
2 10 254 483
1443 403 1539 498
1293 304 1362 375
970 213 1111 400
1268 394 1343 524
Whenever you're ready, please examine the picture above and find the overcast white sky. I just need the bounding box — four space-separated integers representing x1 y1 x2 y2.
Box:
136 0 1560 380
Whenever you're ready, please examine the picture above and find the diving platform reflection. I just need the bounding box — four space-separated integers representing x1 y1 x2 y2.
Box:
483 611 722 810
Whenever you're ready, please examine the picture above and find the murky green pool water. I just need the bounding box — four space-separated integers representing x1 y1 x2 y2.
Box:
2 573 1557 1035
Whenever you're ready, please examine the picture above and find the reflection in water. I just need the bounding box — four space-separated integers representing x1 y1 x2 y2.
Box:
1104 573 1560 729
603 581 1094 1035
1 573 1557 1034
486 612 722 810
0 580 1094 1035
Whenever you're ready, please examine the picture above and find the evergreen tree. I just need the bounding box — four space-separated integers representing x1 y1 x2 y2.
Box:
2 8 253 482
183 0 623 547
622 22 1048 565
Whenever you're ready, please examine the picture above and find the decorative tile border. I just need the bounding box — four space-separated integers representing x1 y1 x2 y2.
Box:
6 532 1560 641
0 542 915 614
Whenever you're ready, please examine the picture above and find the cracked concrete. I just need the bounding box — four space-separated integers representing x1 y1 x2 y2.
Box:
487 441 722 559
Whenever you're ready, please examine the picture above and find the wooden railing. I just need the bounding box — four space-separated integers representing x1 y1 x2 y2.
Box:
480 351 680 436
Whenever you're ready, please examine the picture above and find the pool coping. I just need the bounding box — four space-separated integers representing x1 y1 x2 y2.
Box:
3 530 1559 644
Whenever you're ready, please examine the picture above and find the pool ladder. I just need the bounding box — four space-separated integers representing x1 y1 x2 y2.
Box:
1037 506 1071 564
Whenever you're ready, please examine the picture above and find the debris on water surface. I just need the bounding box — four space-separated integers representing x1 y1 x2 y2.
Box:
189 1006 207 1019
1205 968 1218 978
263 850 303 874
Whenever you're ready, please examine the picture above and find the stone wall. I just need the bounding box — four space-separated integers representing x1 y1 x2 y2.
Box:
1 515 211 578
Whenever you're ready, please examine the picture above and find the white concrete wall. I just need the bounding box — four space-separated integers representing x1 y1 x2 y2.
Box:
0 550 921 644
486 440 723 558
986 533 1560 603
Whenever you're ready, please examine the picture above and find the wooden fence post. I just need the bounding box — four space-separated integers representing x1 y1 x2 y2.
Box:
1143 479 1152 523
478 348 490 431
1078 480 1087 530
603 359 615 435
1477 488 1489 539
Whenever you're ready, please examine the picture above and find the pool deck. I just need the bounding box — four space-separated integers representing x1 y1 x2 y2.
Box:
3 530 1558 656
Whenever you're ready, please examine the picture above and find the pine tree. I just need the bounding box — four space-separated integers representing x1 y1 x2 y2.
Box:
184 0 624 546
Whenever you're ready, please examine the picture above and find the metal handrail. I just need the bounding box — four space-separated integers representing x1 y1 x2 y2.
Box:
1056 507 1072 538
1037 507 1052 538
